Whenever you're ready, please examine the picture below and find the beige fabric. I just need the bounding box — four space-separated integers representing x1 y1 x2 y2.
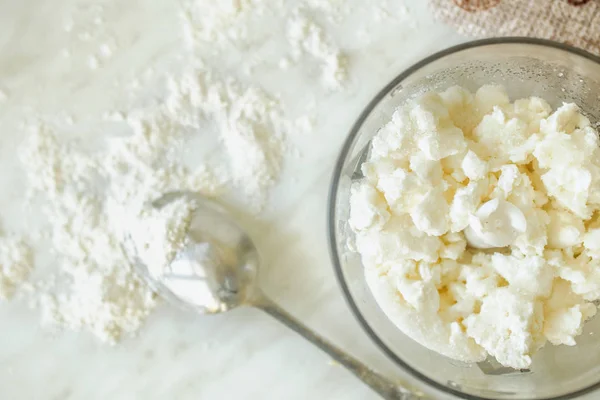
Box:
430 0 600 56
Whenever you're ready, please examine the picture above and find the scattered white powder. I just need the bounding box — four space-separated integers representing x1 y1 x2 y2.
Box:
12 53 297 342
180 0 272 47
180 0 348 47
180 0 348 90
286 9 348 89
0 237 33 300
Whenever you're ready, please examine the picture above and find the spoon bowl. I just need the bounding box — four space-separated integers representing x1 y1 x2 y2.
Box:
128 191 260 314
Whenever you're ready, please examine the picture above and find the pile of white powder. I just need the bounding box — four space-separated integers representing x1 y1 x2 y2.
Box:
9 60 302 342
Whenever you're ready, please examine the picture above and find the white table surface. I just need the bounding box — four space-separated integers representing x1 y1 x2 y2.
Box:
1 1 597 399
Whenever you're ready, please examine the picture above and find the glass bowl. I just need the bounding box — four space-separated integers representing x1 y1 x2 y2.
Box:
328 38 600 400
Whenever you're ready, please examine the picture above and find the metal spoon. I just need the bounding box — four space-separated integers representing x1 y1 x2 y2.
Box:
125 191 424 400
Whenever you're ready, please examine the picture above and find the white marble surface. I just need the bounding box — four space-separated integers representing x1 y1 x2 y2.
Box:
2 1 595 399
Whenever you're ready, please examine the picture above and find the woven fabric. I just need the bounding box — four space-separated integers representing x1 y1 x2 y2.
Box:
430 0 600 55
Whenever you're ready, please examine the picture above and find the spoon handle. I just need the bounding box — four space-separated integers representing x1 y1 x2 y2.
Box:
255 295 424 400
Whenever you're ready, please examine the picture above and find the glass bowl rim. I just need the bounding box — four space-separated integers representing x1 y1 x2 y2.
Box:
327 37 600 400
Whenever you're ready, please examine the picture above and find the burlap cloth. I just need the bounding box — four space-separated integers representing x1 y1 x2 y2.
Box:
430 0 600 56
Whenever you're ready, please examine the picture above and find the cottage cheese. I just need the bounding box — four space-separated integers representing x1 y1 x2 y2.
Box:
349 85 600 369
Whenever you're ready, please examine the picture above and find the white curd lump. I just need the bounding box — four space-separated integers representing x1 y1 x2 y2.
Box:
349 85 600 369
